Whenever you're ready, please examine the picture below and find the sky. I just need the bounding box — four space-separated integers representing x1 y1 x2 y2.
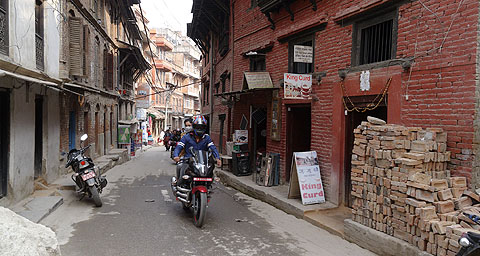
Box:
140 0 193 35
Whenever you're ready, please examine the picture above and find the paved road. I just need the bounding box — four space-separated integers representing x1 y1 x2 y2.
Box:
41 147 375 256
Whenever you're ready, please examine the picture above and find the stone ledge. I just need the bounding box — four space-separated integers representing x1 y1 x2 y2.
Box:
344 219 432 256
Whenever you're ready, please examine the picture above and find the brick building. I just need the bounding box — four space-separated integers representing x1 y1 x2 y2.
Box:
59 0 149 159
188 0 480 206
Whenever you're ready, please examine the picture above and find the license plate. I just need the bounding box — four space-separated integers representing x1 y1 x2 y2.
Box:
81 172 96 181
193 177 212 182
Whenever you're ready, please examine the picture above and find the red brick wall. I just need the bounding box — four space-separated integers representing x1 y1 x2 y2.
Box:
201 0 480 203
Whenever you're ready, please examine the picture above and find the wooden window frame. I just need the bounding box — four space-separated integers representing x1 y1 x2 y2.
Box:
288 34 315 74
351 9 398 67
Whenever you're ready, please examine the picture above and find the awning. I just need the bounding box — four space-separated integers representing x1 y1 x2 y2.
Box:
118 118 139 125
0 70 60 90
243 72 275 90
64 82 100 93
118 41 151 73
147 107 165 120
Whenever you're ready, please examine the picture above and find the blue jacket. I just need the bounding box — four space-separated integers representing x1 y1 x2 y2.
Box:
173 133 220 160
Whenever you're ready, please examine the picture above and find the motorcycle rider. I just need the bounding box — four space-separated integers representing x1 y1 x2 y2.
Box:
173 115 221 187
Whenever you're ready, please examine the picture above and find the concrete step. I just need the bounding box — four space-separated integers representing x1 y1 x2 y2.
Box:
17 196 63 223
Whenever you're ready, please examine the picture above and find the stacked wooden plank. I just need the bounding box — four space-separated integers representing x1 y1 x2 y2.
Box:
350 119 480 255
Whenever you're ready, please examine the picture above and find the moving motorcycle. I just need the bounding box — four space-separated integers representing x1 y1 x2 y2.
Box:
171 148 215 227
169 140 177 160
65 134 107 207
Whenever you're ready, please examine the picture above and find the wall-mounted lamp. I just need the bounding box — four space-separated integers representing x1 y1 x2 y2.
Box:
313 72 327 84
338 69 348 80
402 59 413 71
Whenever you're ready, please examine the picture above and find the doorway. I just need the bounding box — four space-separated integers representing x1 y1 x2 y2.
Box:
286 105 311 182
0 91 9 197
252 107 267 158
95 111 99 155
34 96 44 179
344 96 387 207
69 111 76 150
104 112 107 154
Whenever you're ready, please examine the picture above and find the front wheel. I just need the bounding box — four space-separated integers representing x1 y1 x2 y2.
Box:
193 192 207 227
89 186 102 207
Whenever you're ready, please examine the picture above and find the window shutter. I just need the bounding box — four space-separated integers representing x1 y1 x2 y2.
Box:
69 17 83 76
106 53 114 90
82 25 90 78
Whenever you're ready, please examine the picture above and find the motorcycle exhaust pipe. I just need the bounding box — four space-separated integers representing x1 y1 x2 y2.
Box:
177 186 190 193
176 191 188 198
177 197 190 204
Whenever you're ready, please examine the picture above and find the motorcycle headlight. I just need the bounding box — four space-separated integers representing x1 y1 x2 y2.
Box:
459 237 471 247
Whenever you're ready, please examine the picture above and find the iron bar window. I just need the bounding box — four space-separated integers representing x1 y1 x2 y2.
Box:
35 0 44 70
0 0 8 56
352 9 398 66
360 20 393 65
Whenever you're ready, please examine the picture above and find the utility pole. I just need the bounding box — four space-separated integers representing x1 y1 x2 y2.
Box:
164 82 176 131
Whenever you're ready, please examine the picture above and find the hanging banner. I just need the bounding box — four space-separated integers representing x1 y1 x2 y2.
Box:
287 151 325 205
283 73 312 99
118 125 130 144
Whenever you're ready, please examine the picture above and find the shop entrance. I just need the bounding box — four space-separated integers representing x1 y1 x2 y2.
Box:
0 91 9 197
344 96 387 207
251 107 267 158
286 105 311 182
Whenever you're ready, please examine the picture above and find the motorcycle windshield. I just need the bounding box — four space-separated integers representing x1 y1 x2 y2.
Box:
193 150 209 165
192 149 212 177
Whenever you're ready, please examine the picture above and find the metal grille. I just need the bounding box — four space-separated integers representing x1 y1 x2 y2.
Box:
35 34 44 71
0 2 8 56
360 19 393 65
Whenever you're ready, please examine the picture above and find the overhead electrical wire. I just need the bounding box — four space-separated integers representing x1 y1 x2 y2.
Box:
134 80 201 100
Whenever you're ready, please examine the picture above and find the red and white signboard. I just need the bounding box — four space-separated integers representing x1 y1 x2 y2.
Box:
283 73 312 99
288 151 325 205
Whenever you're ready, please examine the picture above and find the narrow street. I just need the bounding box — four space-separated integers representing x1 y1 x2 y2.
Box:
41 147 374 256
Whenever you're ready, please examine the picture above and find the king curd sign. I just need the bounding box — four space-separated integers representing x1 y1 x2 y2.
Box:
288 151 325 205
283 73 312 99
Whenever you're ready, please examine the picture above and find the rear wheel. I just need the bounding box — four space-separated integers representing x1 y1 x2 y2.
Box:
193 192 207 227
89 186 102 207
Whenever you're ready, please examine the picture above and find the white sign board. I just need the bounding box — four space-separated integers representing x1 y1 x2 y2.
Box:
234 130 248 144
288 151 325 205
284 73 312 99
136 108 147 121
294 45 313 63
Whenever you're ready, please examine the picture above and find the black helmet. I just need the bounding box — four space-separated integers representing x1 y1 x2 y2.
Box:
192 115 207 137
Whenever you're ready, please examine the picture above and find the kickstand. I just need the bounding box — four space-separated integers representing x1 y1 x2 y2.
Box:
79 193 86 201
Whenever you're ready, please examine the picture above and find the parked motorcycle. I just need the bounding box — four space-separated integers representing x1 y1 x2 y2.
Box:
65 134 107 207
457 213 480 256
171 148 215 227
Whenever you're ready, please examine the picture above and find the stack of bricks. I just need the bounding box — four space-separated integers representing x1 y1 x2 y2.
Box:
350 119 480 256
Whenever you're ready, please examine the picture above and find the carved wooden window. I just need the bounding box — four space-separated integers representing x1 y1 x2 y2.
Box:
250 55 266 72
35 0 44 70
0 0 8 55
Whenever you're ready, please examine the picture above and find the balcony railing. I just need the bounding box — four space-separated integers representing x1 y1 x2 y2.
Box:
35 34 44 71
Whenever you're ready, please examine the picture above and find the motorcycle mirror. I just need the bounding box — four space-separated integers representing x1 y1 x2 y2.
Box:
80 134 88 142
